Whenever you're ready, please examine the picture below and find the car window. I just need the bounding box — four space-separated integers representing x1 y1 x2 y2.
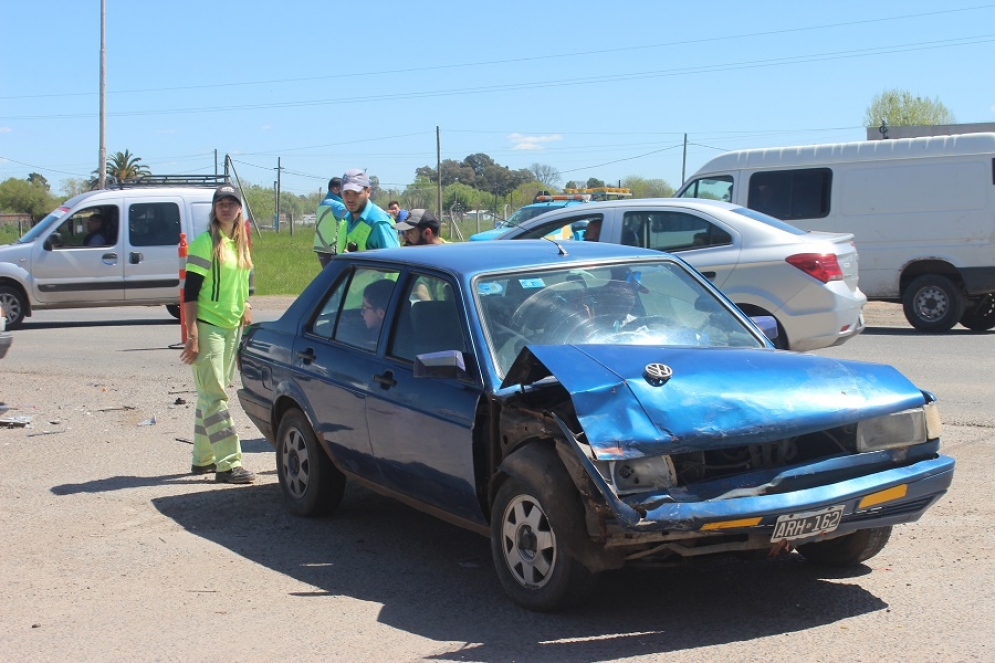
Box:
622 211 732 252
514 213 603 241
309 267 400 351
50 205 119 249
475 261 764 378
389 273 466 363
678 176 733 202
129 202 181 246
747 168 832 220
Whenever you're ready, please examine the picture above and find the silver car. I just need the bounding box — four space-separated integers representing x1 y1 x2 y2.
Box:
495 198 865 351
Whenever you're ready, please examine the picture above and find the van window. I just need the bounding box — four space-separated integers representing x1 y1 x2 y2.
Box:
129 202 181 246
678 176 733 202
748 168 831 220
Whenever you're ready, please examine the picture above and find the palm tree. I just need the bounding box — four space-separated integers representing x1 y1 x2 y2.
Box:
102 150 151 181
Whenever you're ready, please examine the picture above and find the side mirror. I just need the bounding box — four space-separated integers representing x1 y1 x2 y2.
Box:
414 350 469 380
43 232 63 250
751 315 779 341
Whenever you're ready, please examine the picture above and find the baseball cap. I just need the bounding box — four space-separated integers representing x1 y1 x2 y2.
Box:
341 169 371 192
395 209 440 232
213 184 240 204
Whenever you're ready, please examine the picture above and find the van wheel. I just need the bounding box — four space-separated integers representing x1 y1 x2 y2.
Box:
165 304 181 320
0 285 27 330
902 275 965 332
959 294 995 331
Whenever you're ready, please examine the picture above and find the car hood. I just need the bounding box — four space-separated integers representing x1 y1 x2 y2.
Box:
501 345 926 460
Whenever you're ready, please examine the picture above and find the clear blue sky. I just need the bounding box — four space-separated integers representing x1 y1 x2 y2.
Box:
2 1 994 198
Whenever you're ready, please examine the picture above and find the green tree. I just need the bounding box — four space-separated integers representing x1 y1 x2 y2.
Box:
585 177 606 188
528 163 561 189
0 177 58 219
60 178 92 198
864 89 956 128
102 150 151 181
27 173 50 191
622 175 674 199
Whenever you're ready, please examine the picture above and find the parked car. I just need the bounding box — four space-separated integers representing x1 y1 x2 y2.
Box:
0 175 250 329
493 198 865 351
237 241 953 611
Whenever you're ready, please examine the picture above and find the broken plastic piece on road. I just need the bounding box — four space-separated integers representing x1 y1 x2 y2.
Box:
138 416 157 426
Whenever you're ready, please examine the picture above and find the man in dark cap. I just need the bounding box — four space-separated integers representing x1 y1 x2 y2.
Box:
395 209 446 246
314 176 346 267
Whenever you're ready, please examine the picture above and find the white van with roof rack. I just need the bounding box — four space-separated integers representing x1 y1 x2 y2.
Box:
676 133 995 332
0 175 250 329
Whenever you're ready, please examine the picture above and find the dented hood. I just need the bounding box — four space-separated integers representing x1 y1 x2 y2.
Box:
502 345 926 460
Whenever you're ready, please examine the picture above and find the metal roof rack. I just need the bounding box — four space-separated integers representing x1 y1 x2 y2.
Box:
108 174 231 189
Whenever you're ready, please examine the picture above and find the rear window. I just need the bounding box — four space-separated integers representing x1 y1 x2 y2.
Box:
731 207 807 235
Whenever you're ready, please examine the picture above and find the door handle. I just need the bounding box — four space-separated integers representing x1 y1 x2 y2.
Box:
373 370 397 390
296 347 316 364
129 252 144 264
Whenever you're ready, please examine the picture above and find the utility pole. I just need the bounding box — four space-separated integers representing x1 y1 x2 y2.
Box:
436 126 442 217
214 149 218 177
97 0 107 189
682 133 688 185
276 158 283 233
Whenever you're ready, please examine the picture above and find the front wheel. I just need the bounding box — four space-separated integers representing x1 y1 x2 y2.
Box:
0 285 27 329
276 409 345 517
959 294 995 331
490 478 597 612
902 275 965 332
166 304 181 320
796 526 892 567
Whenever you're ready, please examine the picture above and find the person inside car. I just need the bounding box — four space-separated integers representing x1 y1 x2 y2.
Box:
360 279 395 347
83 214 108 246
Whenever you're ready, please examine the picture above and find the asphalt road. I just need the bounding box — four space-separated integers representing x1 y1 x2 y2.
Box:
0 300 992 663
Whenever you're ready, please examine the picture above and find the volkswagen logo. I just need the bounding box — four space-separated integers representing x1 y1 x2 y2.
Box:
644 363 673 385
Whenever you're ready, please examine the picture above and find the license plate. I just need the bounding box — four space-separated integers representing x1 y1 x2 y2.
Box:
771 504 845 542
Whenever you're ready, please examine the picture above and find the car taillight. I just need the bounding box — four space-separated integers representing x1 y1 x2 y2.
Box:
785 253 843 283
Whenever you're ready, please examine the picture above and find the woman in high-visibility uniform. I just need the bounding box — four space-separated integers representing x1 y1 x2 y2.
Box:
180 184 255 484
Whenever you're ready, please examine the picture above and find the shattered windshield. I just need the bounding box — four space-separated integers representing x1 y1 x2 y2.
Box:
475 260 767 378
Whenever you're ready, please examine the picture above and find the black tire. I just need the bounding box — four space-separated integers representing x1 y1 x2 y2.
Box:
902 275 965 332
490 478 598 612
166 304 181 320
796 526 892 567
276 409 345 517
0 285 27 330
959 294 995 331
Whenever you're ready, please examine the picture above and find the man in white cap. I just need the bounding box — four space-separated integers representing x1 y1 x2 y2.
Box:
337 169 399 252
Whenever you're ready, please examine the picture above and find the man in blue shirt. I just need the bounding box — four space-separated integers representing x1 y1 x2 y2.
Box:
314 177 347 267
338 169 399 252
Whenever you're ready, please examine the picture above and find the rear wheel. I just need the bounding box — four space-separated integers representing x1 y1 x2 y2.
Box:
490 478 598 612
276 409 345 517
166 304 181 320
796 526 892 567
902 275 964 332
0 285 27 329
959 294 995 331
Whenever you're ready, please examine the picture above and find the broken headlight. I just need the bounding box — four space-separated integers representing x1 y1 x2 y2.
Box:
856 401 941 452
610 455 677 495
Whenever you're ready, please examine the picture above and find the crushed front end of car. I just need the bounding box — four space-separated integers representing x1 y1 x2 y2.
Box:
498 344 954 568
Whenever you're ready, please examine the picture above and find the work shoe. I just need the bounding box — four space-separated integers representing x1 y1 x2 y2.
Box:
191 463 217 474
215 467 256 484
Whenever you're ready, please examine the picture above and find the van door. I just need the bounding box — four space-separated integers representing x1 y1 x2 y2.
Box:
29 202 125 305
123 199 183 303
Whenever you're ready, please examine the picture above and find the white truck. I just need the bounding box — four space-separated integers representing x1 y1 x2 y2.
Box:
0 175 247 329
676 133 995 332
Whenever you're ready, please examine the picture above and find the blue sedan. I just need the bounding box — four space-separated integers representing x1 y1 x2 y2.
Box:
237 240 953 611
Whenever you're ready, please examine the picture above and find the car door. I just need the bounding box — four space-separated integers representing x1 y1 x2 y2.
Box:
29 202 125 305
123 198 183 302
619 208 742 289
364 271 485 524
293 266 400 483
512 210 608 242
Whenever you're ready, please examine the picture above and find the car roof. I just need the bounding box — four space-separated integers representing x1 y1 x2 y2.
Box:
524 197 742 215
340 240 665 278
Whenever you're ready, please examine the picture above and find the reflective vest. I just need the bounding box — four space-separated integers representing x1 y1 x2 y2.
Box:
314 194 346 254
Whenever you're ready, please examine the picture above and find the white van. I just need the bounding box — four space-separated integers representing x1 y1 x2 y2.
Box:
676 133 995 332
0 177 244 329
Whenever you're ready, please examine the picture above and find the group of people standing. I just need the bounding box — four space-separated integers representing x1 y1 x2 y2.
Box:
312 169 445 267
